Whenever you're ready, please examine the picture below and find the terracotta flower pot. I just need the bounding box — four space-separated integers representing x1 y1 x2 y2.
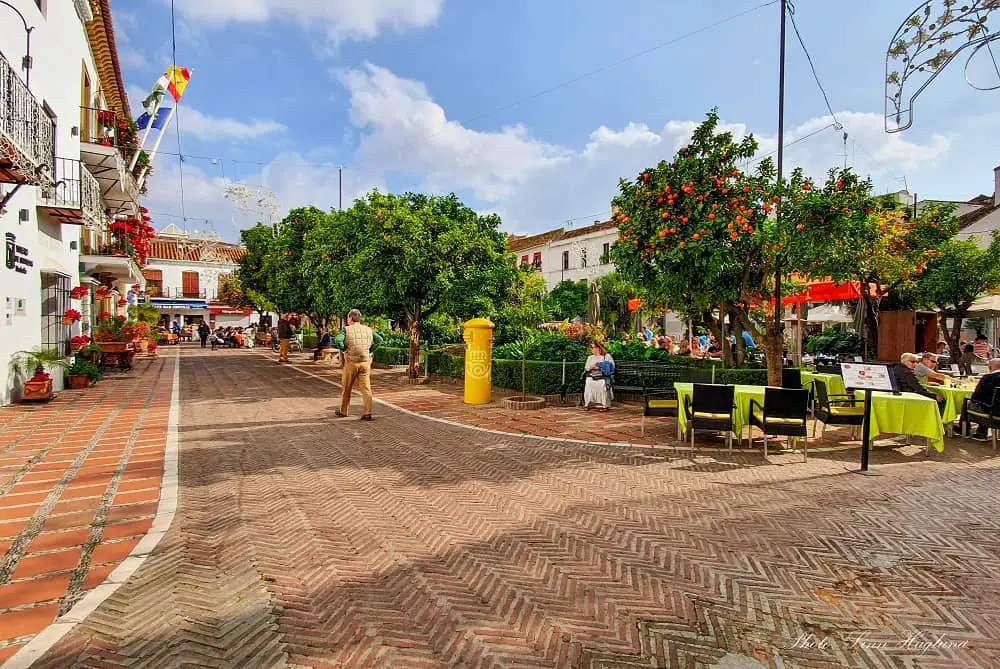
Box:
22 379 53 401
134 339 149 353
67 375 90 390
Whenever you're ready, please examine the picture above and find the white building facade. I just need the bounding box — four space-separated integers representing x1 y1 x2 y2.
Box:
1 0 142 404
507 219 685 336
141 227 259 329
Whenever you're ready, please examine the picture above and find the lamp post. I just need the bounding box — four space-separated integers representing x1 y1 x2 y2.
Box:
766 0 789 386
0 0 33 89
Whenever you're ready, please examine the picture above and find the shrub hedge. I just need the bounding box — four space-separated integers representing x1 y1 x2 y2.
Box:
374 346 410 366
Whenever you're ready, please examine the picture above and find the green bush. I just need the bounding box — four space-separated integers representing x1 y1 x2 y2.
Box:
525 333 590 362
374 346 410 366
493 341 524 360
804 325 861 356
378 330 411 349
493 359 571 395
717 368 769 386
427 350 466 378
421 312 463 346
66 358 102 382
302 334 319 350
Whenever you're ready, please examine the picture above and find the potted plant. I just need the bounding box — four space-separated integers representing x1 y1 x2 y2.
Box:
62 309 82 326
66 358 101 389
70 285 89 300
9 348 67 402
70 334 90 352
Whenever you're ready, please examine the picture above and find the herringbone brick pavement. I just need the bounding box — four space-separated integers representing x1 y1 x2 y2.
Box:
0 351 172 662
29 347 1000 668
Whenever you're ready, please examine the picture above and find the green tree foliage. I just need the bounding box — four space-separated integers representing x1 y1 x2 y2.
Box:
261 207 328 322
493 268 550 346
914 234 1000 360
547 280 589 321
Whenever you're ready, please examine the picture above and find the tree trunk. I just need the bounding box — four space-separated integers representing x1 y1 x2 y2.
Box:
858 285 879 360
729 306 745 367
941 310 964 363
408 310 421 379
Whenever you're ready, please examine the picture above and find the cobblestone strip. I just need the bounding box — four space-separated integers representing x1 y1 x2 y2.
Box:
58 360 168 615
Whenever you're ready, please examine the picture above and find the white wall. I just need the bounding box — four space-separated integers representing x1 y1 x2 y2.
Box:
1 1 107 404
144 258 238 300
543 228 617 289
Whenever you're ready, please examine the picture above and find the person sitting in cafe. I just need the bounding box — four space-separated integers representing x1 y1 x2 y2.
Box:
959 343 978 376
313 330 334 361
969 358 1000 441
914 352 947 385
676 339 691 356
936 340 949 355
895 353 946 412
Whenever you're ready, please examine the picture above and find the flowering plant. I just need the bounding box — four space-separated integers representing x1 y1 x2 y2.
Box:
62 309 82 325
96 286 112 299
98 311 112 320
71 335 91 344
118 297 127 307
70 285 89 300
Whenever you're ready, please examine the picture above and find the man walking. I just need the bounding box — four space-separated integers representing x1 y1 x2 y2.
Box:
333 309 383 421
277 315 293 363
197 321 210 349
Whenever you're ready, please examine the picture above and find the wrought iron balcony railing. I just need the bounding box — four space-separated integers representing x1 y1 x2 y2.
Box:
0 50 54 185
37 158 102 224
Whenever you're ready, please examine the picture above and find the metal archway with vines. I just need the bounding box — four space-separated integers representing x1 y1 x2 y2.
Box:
886 0 1000 133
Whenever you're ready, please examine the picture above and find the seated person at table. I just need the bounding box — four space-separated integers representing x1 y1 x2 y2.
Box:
895 353 946 411
583 342 615 411
313 330 333 361
969 358 1000 441
959 343 978 376
914 352 947 385
676 339 691 356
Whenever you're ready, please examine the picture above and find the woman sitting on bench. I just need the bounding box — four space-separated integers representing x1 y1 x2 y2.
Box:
313 330 333 361
583 342 615 411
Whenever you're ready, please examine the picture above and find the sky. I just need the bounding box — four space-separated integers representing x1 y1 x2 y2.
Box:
111 0 1000 242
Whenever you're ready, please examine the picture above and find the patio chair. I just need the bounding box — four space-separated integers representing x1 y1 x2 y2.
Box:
960 389 1000 452
813 378 864 440
683 383 736 450
781 368 802 389
642 387 680 440
749 387 809 460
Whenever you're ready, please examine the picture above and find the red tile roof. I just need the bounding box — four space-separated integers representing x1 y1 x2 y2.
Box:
507 227 564 252
148 238 245 264
560 219 616 240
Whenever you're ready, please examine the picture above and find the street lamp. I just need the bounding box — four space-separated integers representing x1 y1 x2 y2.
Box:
0 0 33 89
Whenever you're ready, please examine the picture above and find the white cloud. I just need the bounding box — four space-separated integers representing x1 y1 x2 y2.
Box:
141 65 957 241
170 0 443 42
126 85 286 143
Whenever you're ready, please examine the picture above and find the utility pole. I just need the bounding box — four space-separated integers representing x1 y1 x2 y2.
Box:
768 0 788 384
338 165 343 211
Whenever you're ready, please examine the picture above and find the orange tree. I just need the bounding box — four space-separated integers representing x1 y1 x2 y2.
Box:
855 201 960 357
611 109 876 382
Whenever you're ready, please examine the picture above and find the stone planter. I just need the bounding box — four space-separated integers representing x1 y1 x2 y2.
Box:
502 396 546 410
67 375 91 390
97 341 134 354
22 379 54 402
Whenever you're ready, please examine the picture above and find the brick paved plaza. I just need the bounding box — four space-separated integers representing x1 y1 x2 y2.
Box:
1 345 999 668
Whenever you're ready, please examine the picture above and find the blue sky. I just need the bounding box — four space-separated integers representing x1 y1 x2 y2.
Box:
111 0 1000 241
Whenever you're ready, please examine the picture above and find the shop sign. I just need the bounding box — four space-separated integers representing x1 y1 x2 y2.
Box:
5 233 32 275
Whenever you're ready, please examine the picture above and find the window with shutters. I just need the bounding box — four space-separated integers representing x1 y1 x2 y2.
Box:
181 271 200 298
532 252 542 269
562 250 570 270
601 242 610 264
520 254 529 266
143 269 163 297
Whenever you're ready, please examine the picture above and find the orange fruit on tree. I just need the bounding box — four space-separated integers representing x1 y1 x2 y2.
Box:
708 213 716 221
692 233 700 240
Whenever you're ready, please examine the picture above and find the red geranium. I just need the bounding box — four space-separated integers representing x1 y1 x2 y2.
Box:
118 298 127 306
62 309 82 322
99 311 112 319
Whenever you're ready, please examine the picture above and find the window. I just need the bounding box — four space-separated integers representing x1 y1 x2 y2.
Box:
532 252 542 269
181 271 200 298
41 273 71 357
580 248 588 268
601 242 610 264
562 250 570 270
143 269 163 297
520 254 529 266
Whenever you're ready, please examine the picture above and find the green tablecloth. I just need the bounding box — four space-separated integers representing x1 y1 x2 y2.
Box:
801 372 846 397
925 385 974 427
853 390 945 452
676 383 769 439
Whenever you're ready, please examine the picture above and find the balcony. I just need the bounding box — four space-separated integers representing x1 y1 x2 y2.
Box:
146 287 207 299
79 106 140 217
37 158 102 225
0 51 54 185
79 230 143 285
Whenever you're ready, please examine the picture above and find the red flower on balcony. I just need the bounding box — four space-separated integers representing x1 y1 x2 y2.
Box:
70 285 89 300
99 311 112 319
96 286 112 299
97 110 115 125
118 297 127 306
63 309 82 322
71 335 91 344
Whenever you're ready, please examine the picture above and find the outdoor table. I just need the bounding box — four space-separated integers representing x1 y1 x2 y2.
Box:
675 383 775 442
801 371 846 397
853 390 945 452
925 384 974 431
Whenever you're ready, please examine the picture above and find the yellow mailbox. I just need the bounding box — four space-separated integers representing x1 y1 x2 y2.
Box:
463 318 495 405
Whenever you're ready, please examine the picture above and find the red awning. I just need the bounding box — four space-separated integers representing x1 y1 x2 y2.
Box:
778 280 863 306
209 306 252 316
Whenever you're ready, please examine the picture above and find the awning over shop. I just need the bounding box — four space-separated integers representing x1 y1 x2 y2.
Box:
777 280 864 306
210 306 252 316
150 299 208 310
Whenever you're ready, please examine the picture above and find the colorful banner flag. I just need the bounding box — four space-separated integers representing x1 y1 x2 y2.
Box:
136 106 172 130
156 66 191 103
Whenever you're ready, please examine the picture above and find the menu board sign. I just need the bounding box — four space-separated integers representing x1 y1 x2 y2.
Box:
841 363 897 392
